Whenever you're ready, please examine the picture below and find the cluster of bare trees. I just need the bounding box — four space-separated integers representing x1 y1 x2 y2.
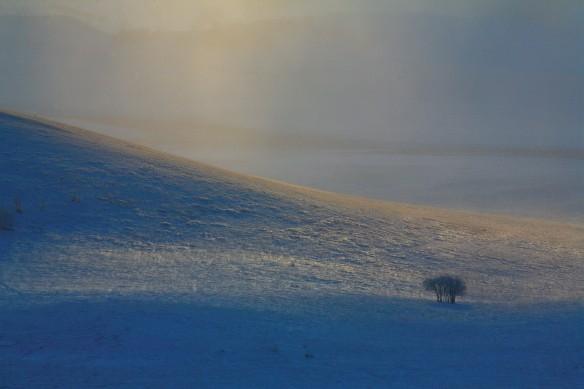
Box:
423 275 466 303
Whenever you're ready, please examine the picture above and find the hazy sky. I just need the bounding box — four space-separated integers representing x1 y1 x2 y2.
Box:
0 1 582 148
2 1 580 31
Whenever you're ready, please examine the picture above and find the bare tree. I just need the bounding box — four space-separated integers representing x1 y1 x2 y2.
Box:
423 275 466 303
423 277 444 302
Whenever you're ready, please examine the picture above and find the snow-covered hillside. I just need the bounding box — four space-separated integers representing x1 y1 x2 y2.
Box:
1 110 582 387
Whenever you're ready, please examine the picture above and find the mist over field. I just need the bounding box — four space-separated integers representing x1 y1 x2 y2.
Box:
1 0 582 149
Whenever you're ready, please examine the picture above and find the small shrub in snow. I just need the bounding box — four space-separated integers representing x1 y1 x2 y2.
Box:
423 275 466 303
71 191 80 203
14 196 22 213
0 206 14 230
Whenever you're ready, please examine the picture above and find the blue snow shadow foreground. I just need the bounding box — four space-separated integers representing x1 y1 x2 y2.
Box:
2 296 582 388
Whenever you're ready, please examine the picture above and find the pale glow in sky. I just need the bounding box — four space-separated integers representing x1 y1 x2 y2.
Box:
0 1 582 148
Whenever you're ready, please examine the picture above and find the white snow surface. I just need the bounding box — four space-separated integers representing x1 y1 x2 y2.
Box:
0 110 583 387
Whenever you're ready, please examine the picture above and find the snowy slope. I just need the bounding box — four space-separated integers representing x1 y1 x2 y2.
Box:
1 110 582 387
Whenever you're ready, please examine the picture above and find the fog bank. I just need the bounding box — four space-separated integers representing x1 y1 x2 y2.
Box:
1 1 582 149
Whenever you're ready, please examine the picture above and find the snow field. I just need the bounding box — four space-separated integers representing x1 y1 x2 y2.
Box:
1 110 582 387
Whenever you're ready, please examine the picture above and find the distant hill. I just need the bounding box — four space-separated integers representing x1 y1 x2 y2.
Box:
0 15 111 114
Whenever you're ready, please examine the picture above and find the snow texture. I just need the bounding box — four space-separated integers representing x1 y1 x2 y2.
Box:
1 110 583 387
